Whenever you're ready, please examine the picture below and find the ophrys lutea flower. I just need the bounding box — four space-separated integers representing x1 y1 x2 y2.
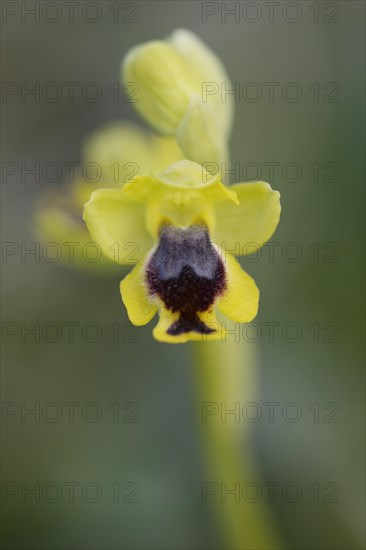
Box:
84 160 280 343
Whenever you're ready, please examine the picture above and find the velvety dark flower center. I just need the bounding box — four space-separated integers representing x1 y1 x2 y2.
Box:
146 224 226 335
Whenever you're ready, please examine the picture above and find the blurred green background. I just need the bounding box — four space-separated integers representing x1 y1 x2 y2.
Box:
1 1 365 549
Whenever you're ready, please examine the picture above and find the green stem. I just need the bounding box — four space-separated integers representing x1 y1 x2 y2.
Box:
192 338 283 549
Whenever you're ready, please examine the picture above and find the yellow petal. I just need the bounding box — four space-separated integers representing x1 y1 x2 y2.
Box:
124 160 238 202
122 160 238 237
158 159 219 189
213 181 281 255
120 260 158 325
218 254 259 323
83 188 153 264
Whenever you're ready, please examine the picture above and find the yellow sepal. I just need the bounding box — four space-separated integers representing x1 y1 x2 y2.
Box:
213 181 281 255
83 188 153 264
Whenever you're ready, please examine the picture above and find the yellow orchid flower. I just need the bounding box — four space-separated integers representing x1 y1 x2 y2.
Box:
122 29 233 167
83 160 281 343
33 122 183 271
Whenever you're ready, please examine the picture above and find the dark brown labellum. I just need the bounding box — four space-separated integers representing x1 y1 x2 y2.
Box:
146 224 226 335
